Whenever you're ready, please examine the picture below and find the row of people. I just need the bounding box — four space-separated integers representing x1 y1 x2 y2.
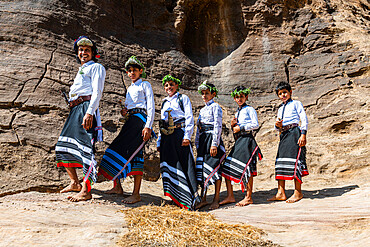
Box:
55 36 309 209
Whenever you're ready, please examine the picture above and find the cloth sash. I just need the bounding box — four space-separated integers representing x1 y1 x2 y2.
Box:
159 128 200 210
98 112 147 180
222 133 262 192
196 132 226 197
275 126 308 183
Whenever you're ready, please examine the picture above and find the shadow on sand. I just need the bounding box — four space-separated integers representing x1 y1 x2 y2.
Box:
213 184 360 210
91 189 170 208
91 184 359 211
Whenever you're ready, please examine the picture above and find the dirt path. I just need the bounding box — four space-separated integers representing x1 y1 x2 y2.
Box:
213 184 370 247
0 180 368 247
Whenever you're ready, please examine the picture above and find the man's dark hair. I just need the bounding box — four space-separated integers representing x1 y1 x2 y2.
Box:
73 36 98 64
125 64 142 70
275 82 292 95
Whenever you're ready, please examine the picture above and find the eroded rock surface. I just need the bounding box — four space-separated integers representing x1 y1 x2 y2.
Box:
0 0 369 194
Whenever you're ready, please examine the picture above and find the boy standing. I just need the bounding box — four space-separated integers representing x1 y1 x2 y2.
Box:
195 81 226 210
55 36 105 202
157 74 199 210
268 82 308 203
98 56 154 204
220 86 263 206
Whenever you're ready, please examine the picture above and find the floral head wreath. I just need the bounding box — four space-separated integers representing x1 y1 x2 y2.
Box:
124 56 147 78
231 87 251 97
197 80 219 97
162 74 182 87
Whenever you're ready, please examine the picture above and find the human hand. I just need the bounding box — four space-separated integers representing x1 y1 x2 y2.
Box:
182 139 190 146
210 146 217 157
231 118 237 127
82 113 93 130
121 107 128 117
275 119 283 129
233 125 241 133
142 127 151 141
298 134 306 147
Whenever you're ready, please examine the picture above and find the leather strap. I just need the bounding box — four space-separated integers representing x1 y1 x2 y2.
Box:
69 95 91 108
281 123 299 132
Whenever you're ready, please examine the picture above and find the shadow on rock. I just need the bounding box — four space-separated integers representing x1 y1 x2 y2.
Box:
91 189 169 208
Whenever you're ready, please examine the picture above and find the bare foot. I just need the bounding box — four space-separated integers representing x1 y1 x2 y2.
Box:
60 183 82 193
195 200 209 210
286 192 303 203
105 186 124 195
67 191 92 202
219 196 236 205
236 197 253 206
208 201 220 210
267 193 287 201
122 194 141 204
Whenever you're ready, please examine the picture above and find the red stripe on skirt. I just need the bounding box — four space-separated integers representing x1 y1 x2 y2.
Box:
57 162 83 168
164 192 190 210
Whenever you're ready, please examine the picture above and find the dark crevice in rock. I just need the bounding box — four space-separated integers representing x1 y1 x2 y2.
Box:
33 46 57 93
12 130 22 146
347 67 369 77
0 185 63 198
20 105 61 115
12 78 38 105
285 57 291 83
8 113 17 130
331 120 356 132
181 0 245 66
120 71 127 97
165 0 177 13
130 0 135 28
44 76 72 86
103 91 125 97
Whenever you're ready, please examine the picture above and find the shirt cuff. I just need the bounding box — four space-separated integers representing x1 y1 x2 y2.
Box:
86 107 94 116
211 140 219 147
183 132 191 140
301 130 307 135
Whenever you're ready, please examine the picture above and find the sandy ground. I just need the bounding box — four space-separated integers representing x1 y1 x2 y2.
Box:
0 178 369 247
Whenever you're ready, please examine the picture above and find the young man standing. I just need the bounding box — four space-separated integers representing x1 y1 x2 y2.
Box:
55 36 105 202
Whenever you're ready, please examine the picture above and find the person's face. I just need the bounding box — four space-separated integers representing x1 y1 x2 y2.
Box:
78 46 93 65
201 89 216 103
127 66 143 82
234 93 248 107
164 81 178 97
277 89 292 103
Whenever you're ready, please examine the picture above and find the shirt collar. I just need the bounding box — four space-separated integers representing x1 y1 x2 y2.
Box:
238 103 247 111
80 60 94 69
165 92 179 101
132 78 143 86
205 99 214 106
282 98 293 106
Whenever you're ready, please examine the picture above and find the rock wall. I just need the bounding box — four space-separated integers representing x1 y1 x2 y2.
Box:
0 0 369 193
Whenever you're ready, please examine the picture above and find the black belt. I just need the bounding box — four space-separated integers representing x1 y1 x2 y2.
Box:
199 124 214 133
174 122 186 129
128 108 146 115
234 130 252 140
69 95 91 108
281 123 298 132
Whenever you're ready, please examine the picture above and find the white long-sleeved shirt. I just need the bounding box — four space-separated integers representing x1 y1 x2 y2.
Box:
69 60 106 115
195 99 222 148
236 104 259 131
125 79 155 129
156 92 194 147
276 99 308 134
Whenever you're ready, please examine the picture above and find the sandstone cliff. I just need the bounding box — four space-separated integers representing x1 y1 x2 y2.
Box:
0 0 369 194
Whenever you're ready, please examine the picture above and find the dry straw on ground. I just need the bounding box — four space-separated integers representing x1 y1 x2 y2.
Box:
117 204 278 247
